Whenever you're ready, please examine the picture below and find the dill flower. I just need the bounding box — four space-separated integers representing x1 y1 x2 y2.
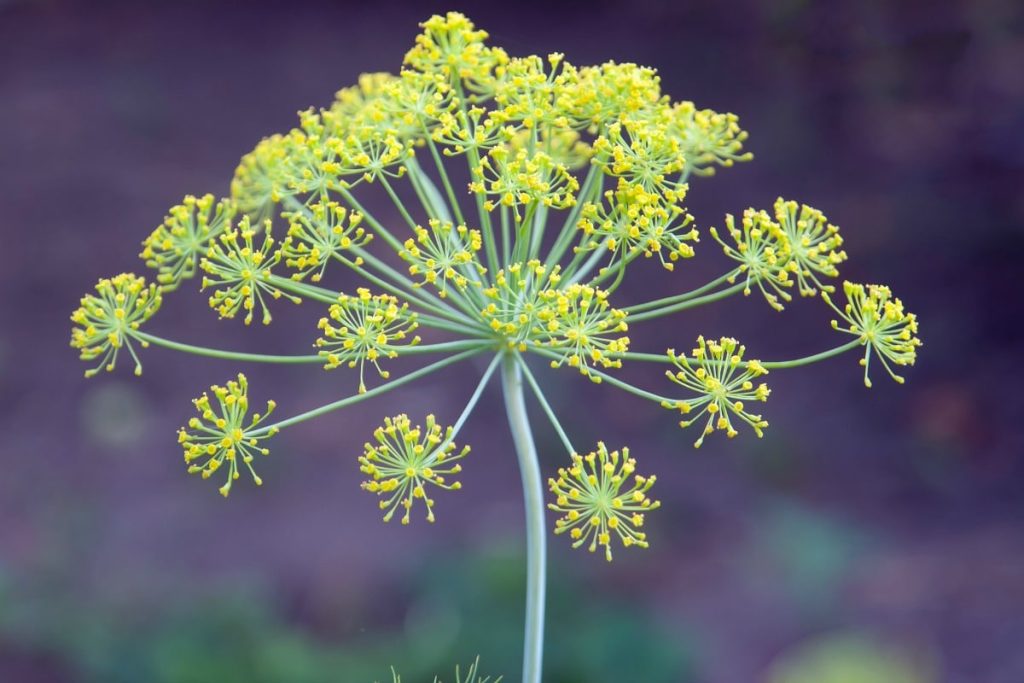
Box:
668 101 752 176
469 146 579 219
403 11 508 94
664 336 770 448
432 105 506 156
537 284 630 379
577 180 698 272
70 273 162 377
565 62 663 132
547 442 660 562
178 373 278 497
400 219 485 297
593 119 688 202
710 208 793 311
230 134 293 219
823 281 921 387
491 54 576 131
140 194 235 291
329 129 412 185
774 198 846 296
359 414 469 524
281 200 371 282
316 289 421 392
200 216 302 325
477 261 562 347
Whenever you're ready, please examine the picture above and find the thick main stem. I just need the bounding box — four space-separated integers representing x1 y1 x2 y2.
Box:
501 356 546 683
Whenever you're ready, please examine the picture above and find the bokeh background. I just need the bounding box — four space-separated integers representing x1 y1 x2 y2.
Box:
2 1 1023 681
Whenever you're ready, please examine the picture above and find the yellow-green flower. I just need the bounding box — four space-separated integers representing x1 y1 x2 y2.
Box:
316 289 420 392
403 11 508 94
537 283 630 379
548 442 660 562
200 216 302 325
668 101 752 177
823 281 921 387
230 134 293 220
563 62 663 132
710 208 793 311
774 198 846 296
70 273 162 377
577 180 698 272
281 200 371 282
140 194 234 291
593 118 688 203
469 146 579 220
664 336 771 448
178 373 277 497
360 414 469 524
476 260 562 348
400 219 485 297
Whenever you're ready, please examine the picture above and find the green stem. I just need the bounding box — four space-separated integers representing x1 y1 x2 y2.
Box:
761 339 862 369
625 269 738 313
516 354 576 456
627 281 747 322
611 339 863 370
252 348 483 435
500 356 546 683
137 332 321 364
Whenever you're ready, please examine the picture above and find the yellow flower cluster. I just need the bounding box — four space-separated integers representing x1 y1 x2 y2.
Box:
577 179 698 272
668 101 753 177
469 146 579 219
664 336 771 448
316 289 420 392
537 284 630 379
140 194 234 291
548 442 660 562
178 373 277 497
593 119 688 202
710 198 845 309
824 282 921 387
477 260 562 347
200 217 302 325
281 200 370 282
403 12 508 94
400 219 485 297
360 414 469 524
70 273 161 377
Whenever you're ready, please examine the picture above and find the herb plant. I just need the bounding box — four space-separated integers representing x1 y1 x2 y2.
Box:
71 12 921 682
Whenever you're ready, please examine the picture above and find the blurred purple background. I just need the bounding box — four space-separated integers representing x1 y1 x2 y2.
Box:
2 1 1023 681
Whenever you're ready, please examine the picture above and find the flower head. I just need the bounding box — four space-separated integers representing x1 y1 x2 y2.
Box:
823 281 921 387
564 62 663 131
548 442 660 561
469 146 579 220
593 118 688 202
577 180 698 272
178 373 277 497
774 198 846 296
664 336 770 448
200 216 302 325
668 101 752 177
360 414 469 524
281 200 370 282
70 273 161 377
404 12 508 94
537 283 630 379
400 219 485 297
316 289 421 392
141 194 235 291
476 260 562 348
710 208 793 311
230 134 293 220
